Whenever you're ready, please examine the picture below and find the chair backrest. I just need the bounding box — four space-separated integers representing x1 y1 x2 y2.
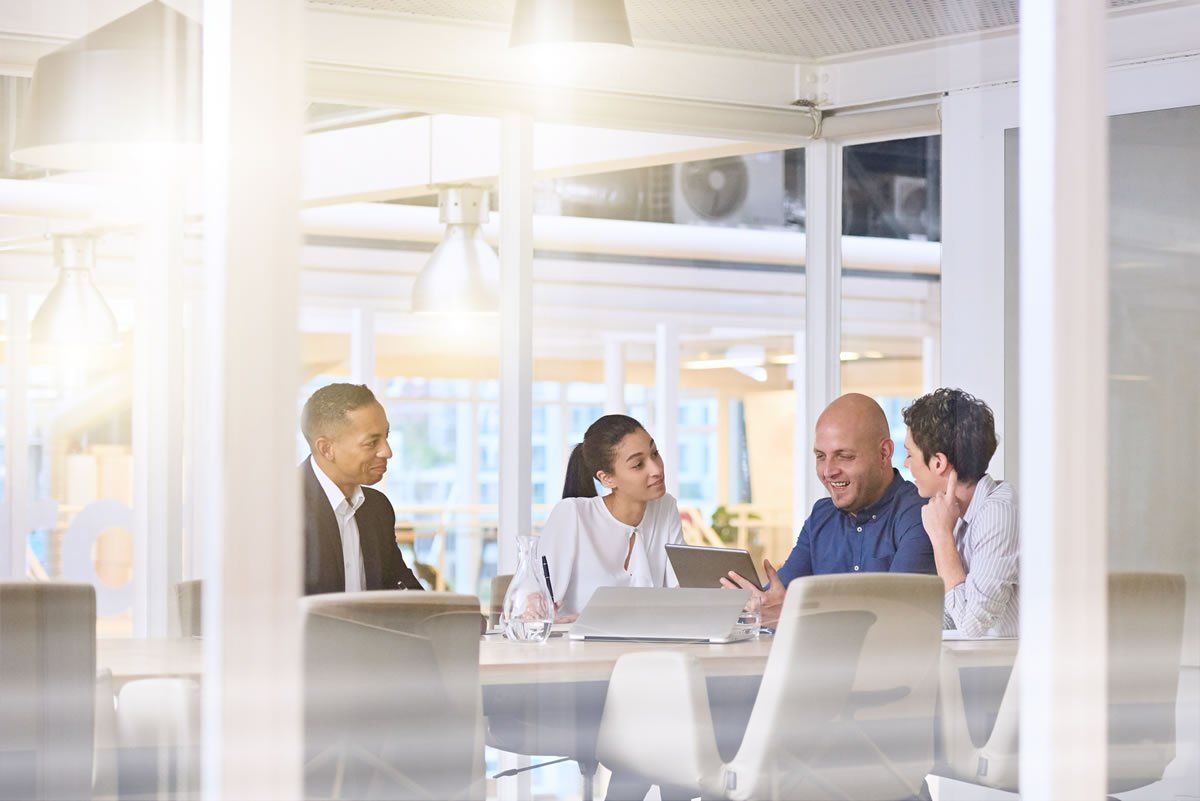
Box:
302 591 484 801
1107 572 1186 791
965 572 1187 793
116 678 201 799
93 669 118 801
730 573 944 801
489 574 513 628
0 581 97 801
171 579 203 638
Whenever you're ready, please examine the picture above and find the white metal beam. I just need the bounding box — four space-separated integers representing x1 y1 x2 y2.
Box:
302 115 768 205
801 139 842 512
497 111 533 576
200 0 304 798
1018 0 1109 798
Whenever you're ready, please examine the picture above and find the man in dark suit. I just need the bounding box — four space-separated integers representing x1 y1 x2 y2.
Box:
301 383 422 595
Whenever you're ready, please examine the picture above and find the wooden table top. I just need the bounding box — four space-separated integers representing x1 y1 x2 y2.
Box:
97 634 1018 688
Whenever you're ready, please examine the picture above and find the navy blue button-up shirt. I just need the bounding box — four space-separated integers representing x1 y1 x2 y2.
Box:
776 469 935 586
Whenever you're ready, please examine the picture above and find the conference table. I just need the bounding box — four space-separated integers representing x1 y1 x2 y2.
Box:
96 631 1019 688
97 633 1017 798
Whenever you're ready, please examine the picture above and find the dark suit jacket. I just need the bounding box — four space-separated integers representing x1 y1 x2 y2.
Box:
302 457 423 595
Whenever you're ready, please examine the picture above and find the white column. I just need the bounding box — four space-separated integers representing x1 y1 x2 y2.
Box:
1018 1 1108 799
186 287 206 580
132 180 186 638
791 331 807 536
497 111 533 575
802 139 842 511
654 322 680 499
603 336 625 415
941 88 1010 474
350 307 377 392
921 334 940 393
4 288 29 578
201 0 304 798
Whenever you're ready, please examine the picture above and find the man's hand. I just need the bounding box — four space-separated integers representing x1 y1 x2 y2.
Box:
921 468 963 543
721 559 785 627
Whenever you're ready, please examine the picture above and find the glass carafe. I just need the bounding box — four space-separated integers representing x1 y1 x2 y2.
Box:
501 535 554 643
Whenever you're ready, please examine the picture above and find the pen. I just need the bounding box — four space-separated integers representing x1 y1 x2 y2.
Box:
541 555 556 603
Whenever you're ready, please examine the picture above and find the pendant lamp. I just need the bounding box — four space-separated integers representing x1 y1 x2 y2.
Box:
32 236 119 346
509 0 634 47
411 187 500 314
12 1 201 171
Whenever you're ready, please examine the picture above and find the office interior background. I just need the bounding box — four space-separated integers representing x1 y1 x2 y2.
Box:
0 0 1197 799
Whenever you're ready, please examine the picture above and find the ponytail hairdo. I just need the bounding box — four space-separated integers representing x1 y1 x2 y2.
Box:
560 414 647 499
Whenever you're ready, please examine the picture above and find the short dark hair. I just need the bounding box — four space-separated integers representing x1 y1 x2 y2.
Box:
562 414 647 499
301 383 378 447
901 388 997 484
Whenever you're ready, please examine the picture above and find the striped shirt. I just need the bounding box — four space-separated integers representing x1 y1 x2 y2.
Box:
944 473 1019 637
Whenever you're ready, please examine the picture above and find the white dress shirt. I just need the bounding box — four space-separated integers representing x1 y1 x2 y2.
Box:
311 459 366 592
944 473 1020 637
538 493 683 617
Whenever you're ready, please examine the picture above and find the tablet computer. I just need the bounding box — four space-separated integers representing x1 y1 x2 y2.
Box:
666 543 764 591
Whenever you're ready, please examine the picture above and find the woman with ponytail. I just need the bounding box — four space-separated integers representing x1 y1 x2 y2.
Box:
540 414 683 621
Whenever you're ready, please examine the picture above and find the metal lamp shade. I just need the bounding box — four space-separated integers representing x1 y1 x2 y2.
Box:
411 224 501 314
509 0 633 47
12 1 201 171
32 238 119 346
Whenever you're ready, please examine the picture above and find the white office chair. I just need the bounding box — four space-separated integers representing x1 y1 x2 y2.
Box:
935 572 1186 796
596 573 945 800
0 581 97 801
115 678 201 799
303 590 485 801
92 669 119 801
170 579 203 638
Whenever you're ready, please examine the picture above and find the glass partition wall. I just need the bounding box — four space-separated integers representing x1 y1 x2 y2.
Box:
1 1 1197 800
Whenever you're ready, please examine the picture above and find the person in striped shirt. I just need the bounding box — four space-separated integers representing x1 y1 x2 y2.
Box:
902 389 1019 638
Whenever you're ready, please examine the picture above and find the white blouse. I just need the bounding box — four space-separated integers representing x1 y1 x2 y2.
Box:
538 493 684 617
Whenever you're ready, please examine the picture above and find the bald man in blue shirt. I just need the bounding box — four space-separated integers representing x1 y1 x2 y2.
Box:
724 393 934 625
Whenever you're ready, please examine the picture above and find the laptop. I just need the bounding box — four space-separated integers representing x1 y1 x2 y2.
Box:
569 586 755 643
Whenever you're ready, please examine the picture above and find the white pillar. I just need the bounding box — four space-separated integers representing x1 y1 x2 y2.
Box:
941 88 1009 474
603 336 625 415
921 334 940 393
802 139 842 511
1018 1 1108 798
350 307 377 392
201 0 304 798
4 288 29 578
186 287 206 580
791 331 807 536
132 181 186 638
655 322 680 499
497 111 533 575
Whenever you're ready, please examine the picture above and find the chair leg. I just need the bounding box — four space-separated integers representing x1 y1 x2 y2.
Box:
579 760 596 801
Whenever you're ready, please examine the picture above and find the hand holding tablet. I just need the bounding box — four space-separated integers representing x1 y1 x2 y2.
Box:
665 543 765 590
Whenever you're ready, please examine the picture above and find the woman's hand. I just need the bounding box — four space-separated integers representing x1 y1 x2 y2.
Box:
554 613 579 624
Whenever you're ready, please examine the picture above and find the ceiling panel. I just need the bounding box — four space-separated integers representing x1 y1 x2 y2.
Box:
310 0 1168 60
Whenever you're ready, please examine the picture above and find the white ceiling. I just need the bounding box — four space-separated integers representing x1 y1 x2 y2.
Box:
309 0 1168 60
